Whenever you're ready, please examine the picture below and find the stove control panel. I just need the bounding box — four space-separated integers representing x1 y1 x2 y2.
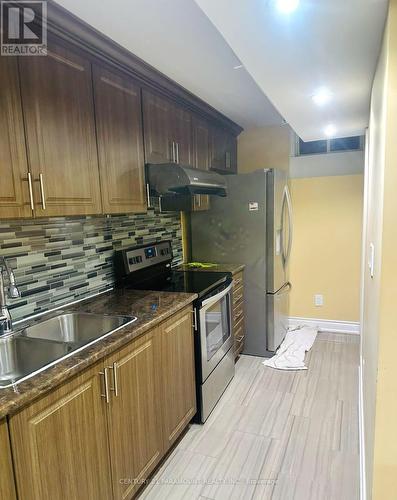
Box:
121 241 172 274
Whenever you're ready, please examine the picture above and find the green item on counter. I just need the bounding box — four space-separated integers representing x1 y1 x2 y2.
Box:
186 262 217 269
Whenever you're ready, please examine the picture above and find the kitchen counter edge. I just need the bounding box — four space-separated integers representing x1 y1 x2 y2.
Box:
0 289 197 419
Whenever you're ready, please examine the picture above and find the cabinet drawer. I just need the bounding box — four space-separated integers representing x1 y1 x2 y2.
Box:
233 285 244 306
234 315 244 359
234 317 244 343
235 335 244 356
233 301 244 326
233 272 244 289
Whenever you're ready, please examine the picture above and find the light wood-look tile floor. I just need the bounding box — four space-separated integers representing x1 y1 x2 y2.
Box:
140 332 360 500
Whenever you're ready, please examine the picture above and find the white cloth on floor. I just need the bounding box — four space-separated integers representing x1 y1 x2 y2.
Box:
262 326 318 370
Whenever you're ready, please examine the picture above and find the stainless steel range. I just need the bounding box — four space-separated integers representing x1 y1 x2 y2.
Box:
114 241 235 422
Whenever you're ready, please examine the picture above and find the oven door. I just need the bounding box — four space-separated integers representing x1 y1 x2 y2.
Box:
199 282 233 382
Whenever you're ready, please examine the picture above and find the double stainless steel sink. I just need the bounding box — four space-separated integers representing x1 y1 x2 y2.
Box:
0 311 137 388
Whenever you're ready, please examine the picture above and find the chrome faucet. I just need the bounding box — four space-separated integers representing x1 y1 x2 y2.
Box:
0 257 20 336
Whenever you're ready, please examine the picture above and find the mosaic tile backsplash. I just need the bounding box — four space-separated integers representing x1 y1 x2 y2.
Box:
0 209 183 321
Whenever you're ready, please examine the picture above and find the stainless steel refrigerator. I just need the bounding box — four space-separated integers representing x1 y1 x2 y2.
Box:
191 168 293 357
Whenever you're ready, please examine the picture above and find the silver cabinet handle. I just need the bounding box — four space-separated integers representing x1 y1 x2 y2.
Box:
100 368 110 403
109 362 119 397
39 173 46 210
176 142 180 163
225 151 231 169
27 172 34 211
193 309 198 330
171 141 177 163
146 183 152 208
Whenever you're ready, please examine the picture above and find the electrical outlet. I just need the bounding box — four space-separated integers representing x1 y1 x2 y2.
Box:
314 294 324 307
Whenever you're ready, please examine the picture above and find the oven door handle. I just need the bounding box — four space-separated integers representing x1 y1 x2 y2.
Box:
200 282 233 308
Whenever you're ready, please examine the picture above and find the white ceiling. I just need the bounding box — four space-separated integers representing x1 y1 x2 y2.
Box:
195 0 388 141
54 0 283 129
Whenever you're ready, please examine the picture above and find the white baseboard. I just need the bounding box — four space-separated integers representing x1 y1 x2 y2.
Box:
359 359 366 500
288 316 360 334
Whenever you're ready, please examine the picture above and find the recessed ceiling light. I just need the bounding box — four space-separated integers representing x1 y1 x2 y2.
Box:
276 0 300 14
312 88 333 106
324 124 337 137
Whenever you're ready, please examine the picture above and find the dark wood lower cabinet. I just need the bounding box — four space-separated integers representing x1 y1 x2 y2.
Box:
159 308 197 450
10 362 113 500
0 419 16 500
106 329 163 500
232 271 245 359
8 305 195 500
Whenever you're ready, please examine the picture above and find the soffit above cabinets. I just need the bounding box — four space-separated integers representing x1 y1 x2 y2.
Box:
53 0 283 129
194 0 388 141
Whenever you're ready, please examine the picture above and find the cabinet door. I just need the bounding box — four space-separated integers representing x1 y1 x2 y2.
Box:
19 40 102 216
159 307 196 450
0 57 31 219
193 116 211 170
9 363 112 500
106 329 163 500
227 132 238 173
192 116 210 211
173 105 193 166
0 420 16 500
210 125 238 174
142 89 174 164
93 65 146 214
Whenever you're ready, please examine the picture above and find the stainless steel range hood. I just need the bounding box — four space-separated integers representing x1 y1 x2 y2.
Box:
146 163 227 197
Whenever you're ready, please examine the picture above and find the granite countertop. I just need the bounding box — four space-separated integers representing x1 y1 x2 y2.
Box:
0 289 196 419
178 263 245 275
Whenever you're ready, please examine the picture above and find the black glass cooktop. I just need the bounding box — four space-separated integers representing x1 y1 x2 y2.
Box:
122 270 230 298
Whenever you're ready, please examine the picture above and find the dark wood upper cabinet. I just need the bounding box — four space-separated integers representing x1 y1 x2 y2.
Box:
142 89 193 166
173 106 193 166
192 116 210 211
192 116 211 170
0 57 32 219
210 126 238 174
142 89 174 164
0 7 241 221
19 40 102 217
93 65 146 214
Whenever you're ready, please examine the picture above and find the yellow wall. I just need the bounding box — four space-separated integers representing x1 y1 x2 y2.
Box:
364 1 397 497
289 175 363 322
237 125 290 173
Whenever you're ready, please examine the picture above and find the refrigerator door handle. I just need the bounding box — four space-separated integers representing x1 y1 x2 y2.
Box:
280 189 287 264
284 185 293 265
